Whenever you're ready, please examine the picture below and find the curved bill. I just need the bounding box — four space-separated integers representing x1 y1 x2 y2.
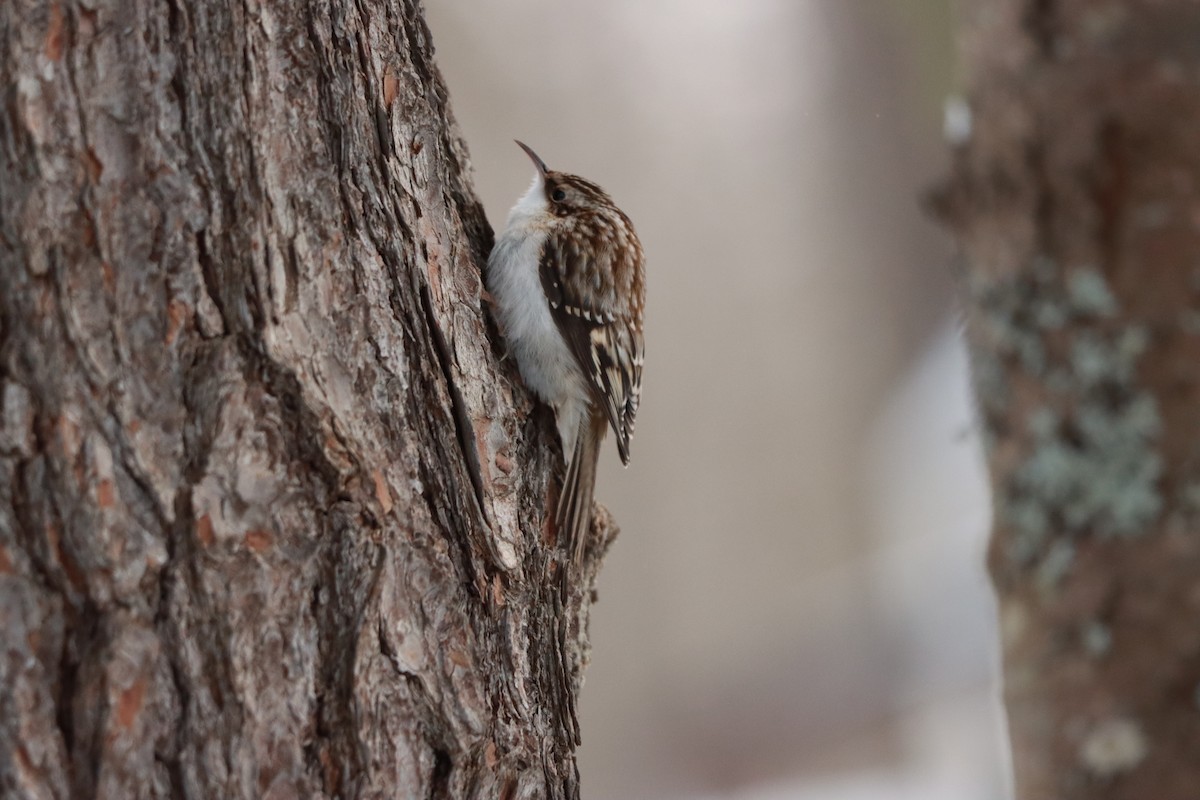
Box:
514 140 549 175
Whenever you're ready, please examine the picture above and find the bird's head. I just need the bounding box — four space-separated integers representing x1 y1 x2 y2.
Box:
514 140 617 220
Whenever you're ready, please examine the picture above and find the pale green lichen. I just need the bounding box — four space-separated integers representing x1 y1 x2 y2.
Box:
1082 621 1113 657
1028 407 1059 438
1034 539 1076 589
1010 394 1161 540
1079 717 1148 777
968 264 1163 572
1066 269 1118 317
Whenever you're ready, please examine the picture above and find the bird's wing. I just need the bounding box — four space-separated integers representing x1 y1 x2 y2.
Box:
539 245 641 464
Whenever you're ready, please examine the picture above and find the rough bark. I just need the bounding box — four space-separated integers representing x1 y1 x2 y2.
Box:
937 1 1200 798
0 2 609 798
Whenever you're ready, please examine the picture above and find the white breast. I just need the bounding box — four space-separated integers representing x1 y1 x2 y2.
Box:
487 179 591 453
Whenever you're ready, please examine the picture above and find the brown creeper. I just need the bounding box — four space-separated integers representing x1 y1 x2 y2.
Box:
487 141 646 575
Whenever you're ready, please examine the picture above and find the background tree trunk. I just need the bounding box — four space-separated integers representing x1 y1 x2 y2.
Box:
939 1 1200 797
0 2 607 798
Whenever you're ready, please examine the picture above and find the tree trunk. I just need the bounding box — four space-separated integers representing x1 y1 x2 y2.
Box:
938 1 1200 797
0 2 607 798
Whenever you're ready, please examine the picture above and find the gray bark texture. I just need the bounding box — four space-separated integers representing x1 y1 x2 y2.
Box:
0 2 612 798
938 1 1200 798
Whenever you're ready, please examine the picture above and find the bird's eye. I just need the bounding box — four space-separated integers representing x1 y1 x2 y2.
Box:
551 187 567 202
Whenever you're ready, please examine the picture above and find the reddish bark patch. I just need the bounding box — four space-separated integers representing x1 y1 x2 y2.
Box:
44 4 65 61
81 210 97 248
427 248 441 297
115 677 146 729
244 528 272 553
14 744 33 777
0 544 12 574
318 745 341 794
383 68 399 107
372 469 393 514
447 647 469 669
47 521 85 591
82 148 103 182
473 423 491 484
54 413 80 463
165 299 188 345
196 514 214 547
96 479 115 509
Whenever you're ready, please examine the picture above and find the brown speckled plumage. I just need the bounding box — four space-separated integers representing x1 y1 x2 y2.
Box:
538 176 644 463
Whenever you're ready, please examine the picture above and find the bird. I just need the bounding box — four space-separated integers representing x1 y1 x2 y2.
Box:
487 141 645 582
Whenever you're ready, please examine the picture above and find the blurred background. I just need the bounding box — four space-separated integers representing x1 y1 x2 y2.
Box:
425 2 1009 798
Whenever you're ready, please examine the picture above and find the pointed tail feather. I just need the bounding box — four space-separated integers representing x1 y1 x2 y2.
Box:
555 413 605 742
558 413 605 585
